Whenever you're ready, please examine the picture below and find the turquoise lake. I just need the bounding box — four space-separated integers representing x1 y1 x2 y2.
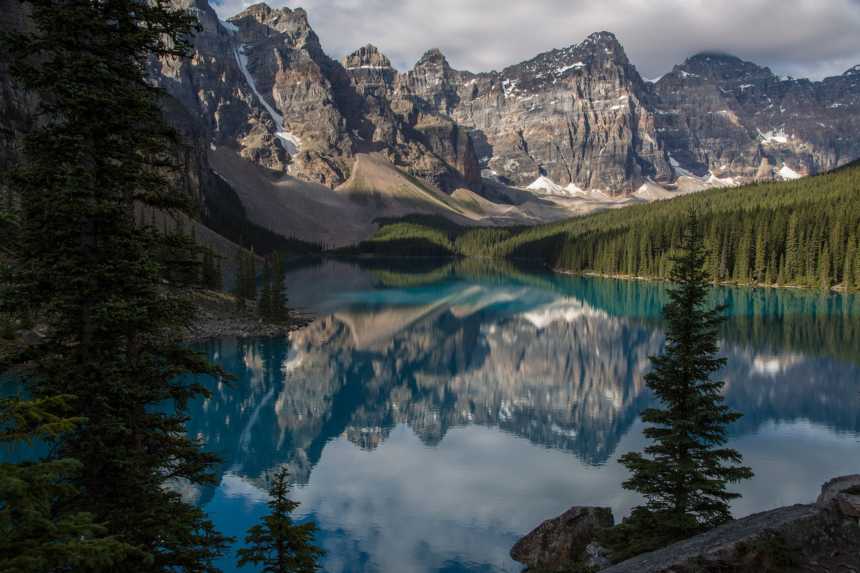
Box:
187 259 860 573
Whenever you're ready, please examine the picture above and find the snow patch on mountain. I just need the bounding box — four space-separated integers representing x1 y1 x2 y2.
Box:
522 298 608 330
219 19 238 33
233 46 302 155
778 164 802 180
759 129 789 145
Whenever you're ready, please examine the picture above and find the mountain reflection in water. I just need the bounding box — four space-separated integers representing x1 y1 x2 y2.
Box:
188 259 860 573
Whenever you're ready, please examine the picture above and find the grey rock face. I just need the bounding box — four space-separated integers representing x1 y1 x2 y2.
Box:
6 0 860 208
654 53 860 180
817 474 860 518
601 475 860 573
145 2 860 199
446 32 672 194
510 506 615 572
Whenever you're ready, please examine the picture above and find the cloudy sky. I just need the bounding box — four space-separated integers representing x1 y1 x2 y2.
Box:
211 0 860 80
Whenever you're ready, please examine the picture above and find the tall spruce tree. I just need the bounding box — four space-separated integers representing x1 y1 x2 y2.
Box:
270 253 288 324
259 258 273 318
605 209 753 561
237 468 324 573
1 0 229 570
0 396 134 573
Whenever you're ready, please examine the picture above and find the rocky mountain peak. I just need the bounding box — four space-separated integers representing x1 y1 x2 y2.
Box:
674 52 774 83
845 65 860 77
343 44 392 70
415 48 451 70
228 2 318 50
583 30 621 47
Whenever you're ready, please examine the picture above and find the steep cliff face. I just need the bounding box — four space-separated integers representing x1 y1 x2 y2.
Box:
423 33 673 194
654 53 860 180
148 1 860 201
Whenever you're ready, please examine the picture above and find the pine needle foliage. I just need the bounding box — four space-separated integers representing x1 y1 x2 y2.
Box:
605 210 754 560
0 396 134 573
1 0 231 570
237 468 324 573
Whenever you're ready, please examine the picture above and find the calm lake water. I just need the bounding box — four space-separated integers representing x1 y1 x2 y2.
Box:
187 258 860 573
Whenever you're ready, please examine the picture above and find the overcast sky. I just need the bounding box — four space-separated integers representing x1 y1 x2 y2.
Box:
211 0 860 80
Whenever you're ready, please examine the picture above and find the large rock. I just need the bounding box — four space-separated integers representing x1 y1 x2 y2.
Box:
817 474 860 518
601 475 860 573
511 506 614 572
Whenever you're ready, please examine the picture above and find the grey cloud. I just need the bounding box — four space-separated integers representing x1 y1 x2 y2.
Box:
210 0 860 80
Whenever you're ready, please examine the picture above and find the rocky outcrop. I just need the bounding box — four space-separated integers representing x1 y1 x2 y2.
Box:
511 506 614 572
653 53 860 181
509 476 860 573
599 475 860 573
444 32 672 194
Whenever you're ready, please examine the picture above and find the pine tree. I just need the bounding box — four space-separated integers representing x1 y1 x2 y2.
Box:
201 247 221 291
237 468 324 573
259 258 273 318
0 396 134 572
270 253 289 324
819 248 831 291
844 237 857 292
234 250 248 308
1 0 230 570
605 209 753 561
753 228 767 284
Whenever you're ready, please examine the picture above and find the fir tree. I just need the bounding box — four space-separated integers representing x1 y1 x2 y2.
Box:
270 253 289 324
237 468 324 573
0 396 134 572
201 247 222 291
234 250 249 308
1 0 230 570
605 209 753 561
259 258 273 318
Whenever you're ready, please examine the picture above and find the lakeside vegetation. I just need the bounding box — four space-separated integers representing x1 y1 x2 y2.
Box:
337 161 860 292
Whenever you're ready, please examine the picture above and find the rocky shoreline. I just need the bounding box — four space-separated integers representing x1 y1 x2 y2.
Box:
512 475 860 572
184 289 314 341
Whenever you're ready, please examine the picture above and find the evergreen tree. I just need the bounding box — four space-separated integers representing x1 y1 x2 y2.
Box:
845 238 857 292
201 247 222 291
234 250 248 308
270 253 289 324
259 258 273 318
237 468 324 573
605 210 753 560
0 396 134 572
1 0 230 570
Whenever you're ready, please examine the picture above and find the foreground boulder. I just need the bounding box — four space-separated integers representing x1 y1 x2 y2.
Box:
601 475 860 572
510 506 614 572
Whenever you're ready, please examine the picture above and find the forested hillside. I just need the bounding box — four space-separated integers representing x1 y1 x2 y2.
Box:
339 161 860 291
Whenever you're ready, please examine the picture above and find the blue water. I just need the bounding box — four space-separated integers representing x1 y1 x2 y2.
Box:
189 260 860 572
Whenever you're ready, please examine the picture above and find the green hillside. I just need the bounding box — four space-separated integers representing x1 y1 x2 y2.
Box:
337 161 860 291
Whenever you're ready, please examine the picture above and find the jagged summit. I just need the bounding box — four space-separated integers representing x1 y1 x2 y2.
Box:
845 64 860 76
582 30 622 46
416 48 450 68
499 29 634 91
668 51 775 83
343 44 392 69
687 51 743 63
228 1 316 46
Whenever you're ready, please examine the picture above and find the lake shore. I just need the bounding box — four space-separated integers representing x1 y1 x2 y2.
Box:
552 268 853 294
185 289 313 341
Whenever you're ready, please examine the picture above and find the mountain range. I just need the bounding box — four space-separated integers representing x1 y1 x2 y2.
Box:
3 0 859 248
